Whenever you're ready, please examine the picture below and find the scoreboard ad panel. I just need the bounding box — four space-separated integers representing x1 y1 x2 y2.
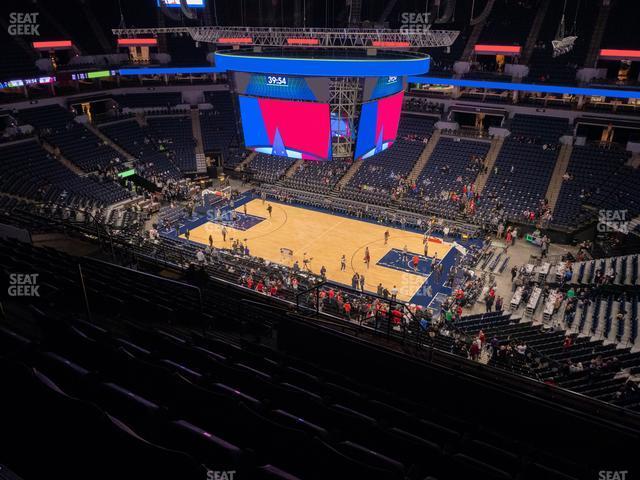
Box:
238 95 332 160
234 73 330 102
354 90 405 160
363 75 406 102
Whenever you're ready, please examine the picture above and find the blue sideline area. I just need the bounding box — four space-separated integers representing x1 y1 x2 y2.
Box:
211 212 265 231
407 247 461 309
377 249 433 275
376 246 457 309
429 292 450 311
162 192 262 237
162 214 211 238
164 191 482 310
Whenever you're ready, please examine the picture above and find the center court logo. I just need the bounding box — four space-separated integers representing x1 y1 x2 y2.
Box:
400 12 432 34
8 13 40 36
8 273 40 297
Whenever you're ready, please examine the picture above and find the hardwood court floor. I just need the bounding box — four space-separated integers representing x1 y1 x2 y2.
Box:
184 199 453 302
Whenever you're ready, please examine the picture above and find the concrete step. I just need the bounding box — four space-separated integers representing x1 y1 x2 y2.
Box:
41 140 85 176
335 159 363 191
626 153 640 168
190 108 205 158
521 0 550 63
545 142 573 212
378 0 398 23
460 0 496 61
84 120 135 162
284 159 304 179
235 151 257 172
195 152 207 174
584 1 611 67
407 129 441 183
475 136 504 193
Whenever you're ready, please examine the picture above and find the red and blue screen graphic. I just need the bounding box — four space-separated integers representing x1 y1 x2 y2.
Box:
354 91 404 160
239 95 331 160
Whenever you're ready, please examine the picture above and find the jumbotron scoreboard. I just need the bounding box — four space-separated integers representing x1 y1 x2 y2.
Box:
215 49 430 160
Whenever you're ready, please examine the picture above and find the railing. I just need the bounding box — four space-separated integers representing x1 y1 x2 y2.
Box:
7 197 639 413
12 202 117 258
257 185 482 237
294 279 461 359
277 312 640 434
296 280 420 329
79 254 206 331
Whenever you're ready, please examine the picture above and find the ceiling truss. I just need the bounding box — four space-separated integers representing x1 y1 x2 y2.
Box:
112 26 459 49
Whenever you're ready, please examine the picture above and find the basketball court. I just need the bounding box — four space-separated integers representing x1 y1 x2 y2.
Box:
181 198 459 304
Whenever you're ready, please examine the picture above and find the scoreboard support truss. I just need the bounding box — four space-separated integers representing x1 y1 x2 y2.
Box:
329 77 361 159
112 26 459 49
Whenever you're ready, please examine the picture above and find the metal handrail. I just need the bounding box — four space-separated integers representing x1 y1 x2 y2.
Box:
296 279 421 324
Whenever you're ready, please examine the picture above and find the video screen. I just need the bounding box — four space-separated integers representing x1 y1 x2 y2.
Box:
234 73 330 102
331 112 353 141
354 91 404 160
239 96 331 160
364 75 405 102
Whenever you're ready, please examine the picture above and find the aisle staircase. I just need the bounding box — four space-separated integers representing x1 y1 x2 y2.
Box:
378 0 399 24
335 159 363 190
460 0 496 61
584 0 612 67
84 121 135 162
626 153 640 168
283 159 304 179
190 108 207 174
475 136 504 193
521 0 551 63
628 215 640 234
195 153 207 174
348 0 362 24
234 151 257 172
407 129 441 182
41 140 86 176
545 143 573 212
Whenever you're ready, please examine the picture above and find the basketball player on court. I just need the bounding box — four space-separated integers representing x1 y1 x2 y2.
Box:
384 230 390 245
412 255 420 272
221 226 228 242
364 247 371 268
267 204 273 217
320 265 327 280
340 254 346 271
